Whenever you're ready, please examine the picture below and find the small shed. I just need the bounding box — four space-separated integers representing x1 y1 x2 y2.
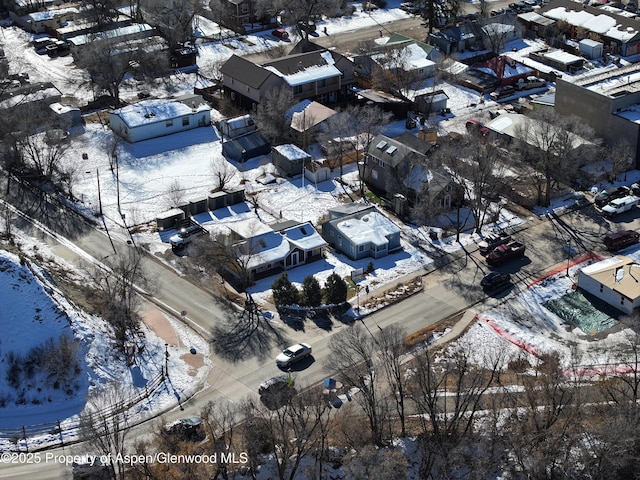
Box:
221 131 271 162
156 208 185 231
305 160 331 184
272 144 311 176
414 90 449 116
218 114 257 139
49 103 82 128
579 39 604 60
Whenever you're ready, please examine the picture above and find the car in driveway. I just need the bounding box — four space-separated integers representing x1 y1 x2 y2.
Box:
276 343 312 368
169 224 203 248
594 186 631 208
601 195 639 217
481 272 512 292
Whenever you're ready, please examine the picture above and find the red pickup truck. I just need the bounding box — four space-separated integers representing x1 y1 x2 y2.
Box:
486 241 526 266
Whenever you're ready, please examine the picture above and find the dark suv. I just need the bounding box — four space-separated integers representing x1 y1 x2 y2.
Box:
604 230 640 251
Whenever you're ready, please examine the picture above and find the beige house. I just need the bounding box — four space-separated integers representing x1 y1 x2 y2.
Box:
577 255 640 315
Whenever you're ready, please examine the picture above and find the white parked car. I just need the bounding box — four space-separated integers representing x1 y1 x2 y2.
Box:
275 343 312 368
601 195 639 217
169 224 203 247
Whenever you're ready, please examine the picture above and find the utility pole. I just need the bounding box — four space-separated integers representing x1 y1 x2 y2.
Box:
96 168 103 216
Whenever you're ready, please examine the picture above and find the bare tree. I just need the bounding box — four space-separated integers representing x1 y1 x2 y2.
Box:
91 248 149 351
242 389 332 480
377 324 409 437
354 105 393 197
256 87 295 145
17 129 69 182
201 399 241 480
319 108 360 178
607 139 634 182
79 382 132 480
325 323 389 446
501 352 584 479
270 0 341 41
342 445 409 480
371 46 421 100
515 109 599 207
439 135 509 232
139 0 203 50
165 178 185 208
407 343 503 478
417 0 460 34
77 36 168 106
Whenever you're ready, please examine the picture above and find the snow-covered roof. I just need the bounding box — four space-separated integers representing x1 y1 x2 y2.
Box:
273 144 310 161
241 231 291 270
287 100 336 132
402 43 436 71
68 23 154 47
543 6 639 42
28 7 79 21
282 222 328 251
335 212 400 247
111 99 210 128
264 51 342 87
580 255 640 300
227 218 273 239
541 49 583 65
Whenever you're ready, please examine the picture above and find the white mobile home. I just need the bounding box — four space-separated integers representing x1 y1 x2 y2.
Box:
109 97 211 143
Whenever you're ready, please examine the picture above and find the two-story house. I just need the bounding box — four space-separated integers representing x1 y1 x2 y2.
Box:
365 133 454 210
220 49 355 110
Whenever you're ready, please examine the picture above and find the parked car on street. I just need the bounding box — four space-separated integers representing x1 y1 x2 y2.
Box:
601 195 639 217
604 230 640 251
276 343 312 368
481 272 512 292
259 375 294 395
594 186 631 207
486 241 526 266
478 232 512 255
164 416 205 441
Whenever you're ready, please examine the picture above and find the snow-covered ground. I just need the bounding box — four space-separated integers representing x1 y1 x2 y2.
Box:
0 232 209 447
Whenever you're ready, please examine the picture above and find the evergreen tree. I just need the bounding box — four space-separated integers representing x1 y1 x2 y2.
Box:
302 275 323 307
272 273 300 307
323 273 348 305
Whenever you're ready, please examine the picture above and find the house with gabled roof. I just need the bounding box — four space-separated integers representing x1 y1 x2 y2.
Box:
234 221 327 280
220 49 355 110
109 96 211 143
321 204 401 260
